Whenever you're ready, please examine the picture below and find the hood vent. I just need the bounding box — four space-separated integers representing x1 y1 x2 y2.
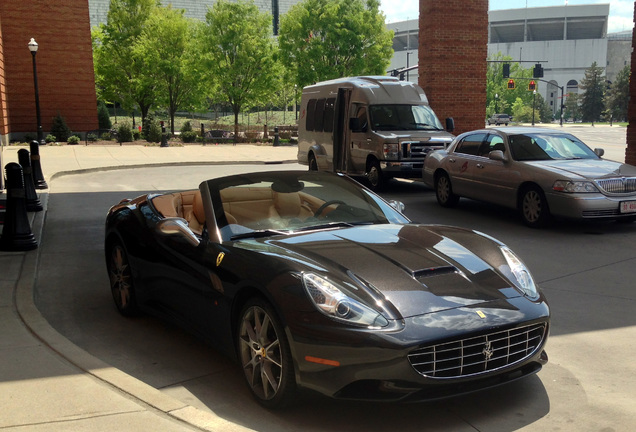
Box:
412 266 457 280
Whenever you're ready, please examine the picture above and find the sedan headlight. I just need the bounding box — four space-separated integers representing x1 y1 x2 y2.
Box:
302 273 389 328
553 180 599 193
500 247 539 300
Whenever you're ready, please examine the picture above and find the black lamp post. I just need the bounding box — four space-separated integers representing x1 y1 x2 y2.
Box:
28 38 44 144
532 90 537 126
495 93 499 113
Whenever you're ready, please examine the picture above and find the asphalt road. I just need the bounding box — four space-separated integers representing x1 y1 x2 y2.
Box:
36 161 636 431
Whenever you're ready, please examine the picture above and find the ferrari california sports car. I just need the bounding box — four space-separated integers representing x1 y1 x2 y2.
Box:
105 170 549 408
423 127 636 227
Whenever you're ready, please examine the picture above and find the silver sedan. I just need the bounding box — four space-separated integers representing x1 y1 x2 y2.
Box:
422 127 636 227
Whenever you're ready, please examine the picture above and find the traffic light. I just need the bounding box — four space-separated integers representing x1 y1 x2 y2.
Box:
503 63 510 78
528 80 536 91
533 63 544 78
507 79 515 90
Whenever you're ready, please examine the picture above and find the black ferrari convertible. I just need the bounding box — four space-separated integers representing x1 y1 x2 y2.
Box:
105 170 549 408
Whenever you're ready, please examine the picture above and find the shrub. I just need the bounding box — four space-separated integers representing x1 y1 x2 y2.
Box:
132 129 141 140
68 135 81 145
87 133 98 142
45 134 57 143
117 122 133 143
142 113 162 143
180 130 198 143
97 101 112 129
100 132 112 141
50 113 71 142
180 121 193 133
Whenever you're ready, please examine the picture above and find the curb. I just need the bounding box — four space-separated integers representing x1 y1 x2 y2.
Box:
12 162 283 431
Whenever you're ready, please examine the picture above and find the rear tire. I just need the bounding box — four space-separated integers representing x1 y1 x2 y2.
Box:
435 173 459 208
308 154 318 171
107 240 139 316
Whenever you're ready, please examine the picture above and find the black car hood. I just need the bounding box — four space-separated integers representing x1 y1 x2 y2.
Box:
528 159 636 180
265 224 520 318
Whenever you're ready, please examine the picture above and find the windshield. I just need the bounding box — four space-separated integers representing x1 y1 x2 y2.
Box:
509 133 599 161
369 104 444 131
206 172 409 241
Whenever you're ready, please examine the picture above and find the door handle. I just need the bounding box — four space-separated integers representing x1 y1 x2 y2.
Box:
476 164 484 169
449 158 456 163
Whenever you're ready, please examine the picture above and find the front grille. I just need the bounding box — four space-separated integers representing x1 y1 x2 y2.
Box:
596 177 636 194
408 323 546 379
403 142 444 158
582 209 620 217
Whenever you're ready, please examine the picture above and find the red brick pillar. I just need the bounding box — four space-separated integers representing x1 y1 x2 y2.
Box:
626 2 636 166
419 0 488 135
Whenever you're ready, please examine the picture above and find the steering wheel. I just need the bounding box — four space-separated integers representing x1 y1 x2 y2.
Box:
314 200 346 218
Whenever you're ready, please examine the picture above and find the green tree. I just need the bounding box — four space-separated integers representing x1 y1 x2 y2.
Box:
486 53 533 118
564 93 582 122
279 0 393 89
134 7 203 134
579 62 606 122
97 101 112 129
605 65 630 122
200 0 279 142
92 0 158 127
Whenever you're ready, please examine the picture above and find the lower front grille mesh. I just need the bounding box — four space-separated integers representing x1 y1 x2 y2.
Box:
408 323 546 379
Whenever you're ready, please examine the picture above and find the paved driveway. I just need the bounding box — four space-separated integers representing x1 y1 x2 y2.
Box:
35 163 636 431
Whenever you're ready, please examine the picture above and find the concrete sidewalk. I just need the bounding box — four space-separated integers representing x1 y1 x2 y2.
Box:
0 143 297 431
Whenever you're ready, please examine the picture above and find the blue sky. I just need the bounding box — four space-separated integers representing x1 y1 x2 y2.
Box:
380 0 634 33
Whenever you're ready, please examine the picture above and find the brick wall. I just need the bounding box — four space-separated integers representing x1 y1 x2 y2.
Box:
0 0 98 138
0 14 8 139
626 2 636 166
418 0 488 135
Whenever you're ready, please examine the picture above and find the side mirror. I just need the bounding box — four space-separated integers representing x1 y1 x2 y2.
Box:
594 148 605 157
156 217 200 247
388 199 405 213
445 117 455 133
488 150 506 161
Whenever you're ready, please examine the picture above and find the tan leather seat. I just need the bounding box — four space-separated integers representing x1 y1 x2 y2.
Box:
187 191 206 234
269 191 313 221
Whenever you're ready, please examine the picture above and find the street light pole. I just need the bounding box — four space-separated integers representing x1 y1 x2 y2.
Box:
495 93 499 113
28 38 43 144
532 89 537 126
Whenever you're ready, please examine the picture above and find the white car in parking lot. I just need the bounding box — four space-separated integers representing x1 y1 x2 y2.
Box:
423 127 636 227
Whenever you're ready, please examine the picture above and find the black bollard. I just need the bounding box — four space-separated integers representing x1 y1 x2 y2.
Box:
18 149 43 212
29 140 48 189
0 163 38 251
273 126 280 147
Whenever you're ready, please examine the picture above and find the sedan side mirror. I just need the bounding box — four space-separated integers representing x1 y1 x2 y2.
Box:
594 148 605 157
156 217 200 247
488 150 506 161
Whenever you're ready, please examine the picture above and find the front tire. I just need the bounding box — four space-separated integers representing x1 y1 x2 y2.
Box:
367 159 387 191
107 240 139 316
520 185 550 228
435 172 459 207
238 298 296 409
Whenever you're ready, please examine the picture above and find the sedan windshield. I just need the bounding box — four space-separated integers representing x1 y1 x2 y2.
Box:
509 133 599 161
206 172 409 241
369 104 444 131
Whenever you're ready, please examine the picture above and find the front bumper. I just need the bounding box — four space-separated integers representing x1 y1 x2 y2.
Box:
381 161 425 179
288 299 550 402
546 191 636 219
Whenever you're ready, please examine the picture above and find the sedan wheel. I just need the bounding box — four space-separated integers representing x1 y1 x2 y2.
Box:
435 173 459 207
107 241 139 316
238 299 296 408
520 186 550 228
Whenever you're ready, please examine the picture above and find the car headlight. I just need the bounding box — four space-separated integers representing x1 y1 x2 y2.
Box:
302 273 389 328
553 180 599 193
500 247 539 300
383 143 399 160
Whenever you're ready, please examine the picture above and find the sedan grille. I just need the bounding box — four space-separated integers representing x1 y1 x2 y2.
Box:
596 177 636 194
407 323 546 379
